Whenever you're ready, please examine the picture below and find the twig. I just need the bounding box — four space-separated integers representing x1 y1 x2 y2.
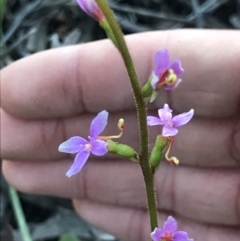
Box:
1 0 41 46
110 2 192 24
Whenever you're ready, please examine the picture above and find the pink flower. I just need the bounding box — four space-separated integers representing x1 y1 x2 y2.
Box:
151 49 184 91
76 0 104 21
151 216 194 241
147 104 194 137
59 110 108 177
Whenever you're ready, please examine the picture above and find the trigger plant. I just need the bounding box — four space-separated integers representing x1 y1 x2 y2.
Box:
58 1 195 240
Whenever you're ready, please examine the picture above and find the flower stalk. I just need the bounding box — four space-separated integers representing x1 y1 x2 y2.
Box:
95 0 158 230
99 19 118 47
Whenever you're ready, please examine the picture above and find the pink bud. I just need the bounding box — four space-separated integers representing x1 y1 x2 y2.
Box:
76 0 105 21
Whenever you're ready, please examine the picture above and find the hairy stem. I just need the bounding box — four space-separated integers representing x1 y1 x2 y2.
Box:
96 0 158 230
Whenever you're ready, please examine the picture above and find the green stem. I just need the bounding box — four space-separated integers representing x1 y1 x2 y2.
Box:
99 19 118 47
96 0 158 230
8 186 33 241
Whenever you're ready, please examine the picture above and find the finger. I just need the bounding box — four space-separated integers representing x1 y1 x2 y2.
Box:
2 109 240 167
73 199 240 241
1 30 240 119
3 159 240 225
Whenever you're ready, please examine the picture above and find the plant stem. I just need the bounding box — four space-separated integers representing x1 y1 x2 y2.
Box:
8 186 33 241
96 0 158 230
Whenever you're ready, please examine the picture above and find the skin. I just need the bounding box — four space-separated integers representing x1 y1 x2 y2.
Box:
1 30 240 241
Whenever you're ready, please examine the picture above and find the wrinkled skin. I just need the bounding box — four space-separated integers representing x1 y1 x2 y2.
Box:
1 30 240 241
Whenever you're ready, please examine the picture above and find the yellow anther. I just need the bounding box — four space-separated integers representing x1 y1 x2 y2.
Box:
118 118 125 132
169 157 179 165
165 69 177 85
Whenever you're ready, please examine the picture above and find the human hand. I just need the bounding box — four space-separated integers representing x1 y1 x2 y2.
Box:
1 30 240 241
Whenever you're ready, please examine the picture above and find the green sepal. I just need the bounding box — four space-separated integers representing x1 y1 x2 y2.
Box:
142 78 153 103
107 140 139 162
99 19 118 47
149 135 168 171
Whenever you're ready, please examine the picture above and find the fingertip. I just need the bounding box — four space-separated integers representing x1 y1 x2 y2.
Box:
2 160 27 192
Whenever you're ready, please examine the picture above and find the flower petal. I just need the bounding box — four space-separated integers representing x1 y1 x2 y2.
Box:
150 72 159 89
91 140 108 156
90 110 108 139
58 136 88 154
173 231 194 241
163 216 177 233
162 125 178 136
66 150 90 177
147 116 164 126
170 60 184 77
154 49 170 76
158 104 172 122
151 228 164 241
76 0 98 15
76 0 88 13
163 103 173 112
172 109 194 127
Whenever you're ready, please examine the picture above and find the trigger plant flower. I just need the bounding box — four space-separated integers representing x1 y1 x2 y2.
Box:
149 49 184 102
151 49 184 91
151 216 194 241
76 0 105 21
147 104 194 165
147 104 194 137
59 110 109 177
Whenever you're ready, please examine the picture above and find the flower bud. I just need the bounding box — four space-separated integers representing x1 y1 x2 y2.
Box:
107 140 139 162
76 1 118 47
76 0 105 21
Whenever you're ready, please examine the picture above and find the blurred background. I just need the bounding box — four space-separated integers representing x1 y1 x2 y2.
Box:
0 0 239 240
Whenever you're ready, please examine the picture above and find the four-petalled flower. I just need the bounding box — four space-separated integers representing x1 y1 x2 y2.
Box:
59 110 108 177
147 104 194 136
151 216 194 241
151 49 184 93
76 0 104 21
